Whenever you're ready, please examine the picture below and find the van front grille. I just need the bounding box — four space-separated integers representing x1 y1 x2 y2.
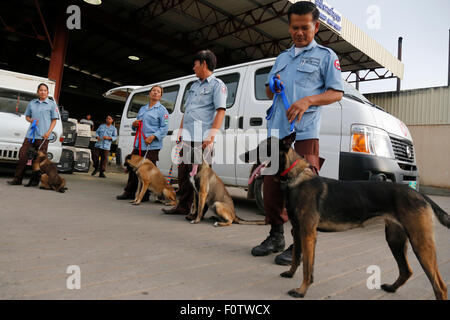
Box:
0 148 19 160
390 136 415 164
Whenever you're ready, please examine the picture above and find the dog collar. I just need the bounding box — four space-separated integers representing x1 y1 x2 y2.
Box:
280 159 300 177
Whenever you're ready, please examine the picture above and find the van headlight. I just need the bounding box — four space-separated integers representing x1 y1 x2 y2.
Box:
351 125 395 159
47 152 53 160
48 132 57 143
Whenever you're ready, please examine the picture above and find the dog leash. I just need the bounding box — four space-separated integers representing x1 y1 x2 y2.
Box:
133 121 147 156
29 120 38 143
266 76 295 132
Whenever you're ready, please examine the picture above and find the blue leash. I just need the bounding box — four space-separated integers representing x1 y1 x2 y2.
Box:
266 76 295 132
29 120 38 143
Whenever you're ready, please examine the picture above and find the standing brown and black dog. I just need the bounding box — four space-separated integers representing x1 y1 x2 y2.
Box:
245 132 449 300
33 150 67 193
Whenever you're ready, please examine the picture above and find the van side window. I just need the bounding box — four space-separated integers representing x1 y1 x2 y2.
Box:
255 67 272 101
126 85 179 118
181 73 240 113
160 85 179 114
126 92 149 118
0 88 36 114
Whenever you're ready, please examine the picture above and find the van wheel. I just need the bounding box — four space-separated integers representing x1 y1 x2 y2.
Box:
253 177 265 215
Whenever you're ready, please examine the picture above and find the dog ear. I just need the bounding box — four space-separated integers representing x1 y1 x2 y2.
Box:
281 132 296 152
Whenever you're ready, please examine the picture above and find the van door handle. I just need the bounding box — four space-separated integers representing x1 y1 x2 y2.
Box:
123 125 130 128
249 117 262 126
131 132 136 136
224 116 230 130
238 116 244 129
167 130 173 135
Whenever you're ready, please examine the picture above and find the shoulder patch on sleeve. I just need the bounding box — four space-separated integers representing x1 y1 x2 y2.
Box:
334 59 341 70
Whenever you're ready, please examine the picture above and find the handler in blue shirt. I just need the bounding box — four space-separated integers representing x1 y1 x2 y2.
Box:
162 49 227 216
91 115 118 178
251 1 344 264
116 85 169 200
8 83 59 186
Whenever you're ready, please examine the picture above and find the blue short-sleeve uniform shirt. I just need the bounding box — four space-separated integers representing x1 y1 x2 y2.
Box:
95 124 118 150
133 102 169 151
183 75 227 142
24 98 59 140
266 40 344 140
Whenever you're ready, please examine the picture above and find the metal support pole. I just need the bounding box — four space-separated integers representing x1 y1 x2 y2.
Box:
396 37 403 93
448 29 449 87
48 5 68 103
355 71 360 90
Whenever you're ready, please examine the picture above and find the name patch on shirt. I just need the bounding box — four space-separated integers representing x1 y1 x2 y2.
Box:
302 57 320 67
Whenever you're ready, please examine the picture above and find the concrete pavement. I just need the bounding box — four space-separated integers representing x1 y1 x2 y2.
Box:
0 169 449 300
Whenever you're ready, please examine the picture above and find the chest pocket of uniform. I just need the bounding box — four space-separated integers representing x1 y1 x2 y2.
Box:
296 63 320 88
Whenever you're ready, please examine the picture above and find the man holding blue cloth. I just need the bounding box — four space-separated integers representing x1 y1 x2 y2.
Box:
91 115 118 178
251 1 344 265
7 83 59 186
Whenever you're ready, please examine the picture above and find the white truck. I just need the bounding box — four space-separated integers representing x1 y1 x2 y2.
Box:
0 69 64 164
105 58 419 211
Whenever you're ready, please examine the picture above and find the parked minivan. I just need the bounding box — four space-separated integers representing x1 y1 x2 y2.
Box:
0 69 64 164
105 58 419 211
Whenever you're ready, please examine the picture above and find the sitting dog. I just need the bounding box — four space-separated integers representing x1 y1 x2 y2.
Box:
125 154 177 206
187 159 265 227
243 132 449 300
33 150 67 193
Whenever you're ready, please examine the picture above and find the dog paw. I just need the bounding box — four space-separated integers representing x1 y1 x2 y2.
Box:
132 202 140 206
190 220 200 224
185 214 195 221
288 289 305 298
381 284 396 293
280 271 294 278
214 222 219 227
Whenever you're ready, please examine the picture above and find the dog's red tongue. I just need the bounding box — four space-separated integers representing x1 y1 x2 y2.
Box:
190 164 199 177
248 161 269 185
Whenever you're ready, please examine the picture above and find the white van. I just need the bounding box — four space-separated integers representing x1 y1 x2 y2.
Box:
106 58 419 210
0 69 64 164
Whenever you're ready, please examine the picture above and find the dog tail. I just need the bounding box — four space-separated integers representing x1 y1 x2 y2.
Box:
421 193 450 228
234 216 266 225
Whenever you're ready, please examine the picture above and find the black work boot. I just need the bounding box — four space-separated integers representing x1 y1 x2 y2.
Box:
116 192 133 200
99 171 106 178
251 224 285 256
91 168 99 176
274 244 293 266
24 171 41 187
7 178 22 186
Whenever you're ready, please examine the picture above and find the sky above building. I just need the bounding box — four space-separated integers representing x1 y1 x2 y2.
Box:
331 0 450 93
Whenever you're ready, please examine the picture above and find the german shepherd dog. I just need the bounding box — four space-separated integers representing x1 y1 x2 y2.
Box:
244 132 449 300
187 159 266 227
33 150 67 193
125 154 177 206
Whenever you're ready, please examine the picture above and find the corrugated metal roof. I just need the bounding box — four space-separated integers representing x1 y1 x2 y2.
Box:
365 86 450 125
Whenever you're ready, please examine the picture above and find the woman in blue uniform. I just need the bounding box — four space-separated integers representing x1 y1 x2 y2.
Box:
91 115 118 178
116 85 169 200
7 83 59 186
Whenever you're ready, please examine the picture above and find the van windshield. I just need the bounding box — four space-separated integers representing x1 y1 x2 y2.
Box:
342 81 371 104
0 88 37 115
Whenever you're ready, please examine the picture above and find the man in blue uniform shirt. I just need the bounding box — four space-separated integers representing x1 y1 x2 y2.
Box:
7 83 59 186
251 1 344 265
91 115 118 178
162 49 227 215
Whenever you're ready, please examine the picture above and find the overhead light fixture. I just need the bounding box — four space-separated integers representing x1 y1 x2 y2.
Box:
128 55 140 61
83 0 102 5
69 85 78 89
